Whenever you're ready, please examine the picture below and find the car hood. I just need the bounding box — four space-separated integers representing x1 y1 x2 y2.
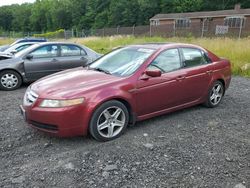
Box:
0 57 20 65
31 67 123 99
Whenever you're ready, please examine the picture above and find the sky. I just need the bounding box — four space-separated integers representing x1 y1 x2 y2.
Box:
0 0 35 6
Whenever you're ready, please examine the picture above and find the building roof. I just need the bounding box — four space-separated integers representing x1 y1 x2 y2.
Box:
150 8 250 20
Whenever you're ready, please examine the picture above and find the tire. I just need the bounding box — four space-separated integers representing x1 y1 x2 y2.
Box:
0 70 22 91
89 100 129 142
204 80 224 108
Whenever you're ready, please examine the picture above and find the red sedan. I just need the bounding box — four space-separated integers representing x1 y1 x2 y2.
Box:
21 43 231 141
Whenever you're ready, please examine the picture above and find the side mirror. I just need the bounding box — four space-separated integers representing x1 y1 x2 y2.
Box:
81 56 89 66
10 50 17 55
26 54 33 60
145 70 162 77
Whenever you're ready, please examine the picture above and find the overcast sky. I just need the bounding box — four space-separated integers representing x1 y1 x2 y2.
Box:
0 0 35 6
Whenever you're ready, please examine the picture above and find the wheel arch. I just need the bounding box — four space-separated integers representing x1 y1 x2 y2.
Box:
216 78 226 95
111 97 136 125
88 96 136 132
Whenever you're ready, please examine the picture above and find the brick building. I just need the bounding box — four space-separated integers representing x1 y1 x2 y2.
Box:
150 4 250 37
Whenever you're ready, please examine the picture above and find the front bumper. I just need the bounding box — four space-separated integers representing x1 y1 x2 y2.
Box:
20 102 91 137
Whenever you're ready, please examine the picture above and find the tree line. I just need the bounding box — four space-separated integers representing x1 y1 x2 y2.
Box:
0 0 249 32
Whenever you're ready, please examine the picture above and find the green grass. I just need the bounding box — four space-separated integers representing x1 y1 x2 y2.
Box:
0 38 14 46
1 36 249 77
69 36 250 77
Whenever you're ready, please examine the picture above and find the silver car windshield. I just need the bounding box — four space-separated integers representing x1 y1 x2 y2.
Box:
14 43 40 58
89 47 155 77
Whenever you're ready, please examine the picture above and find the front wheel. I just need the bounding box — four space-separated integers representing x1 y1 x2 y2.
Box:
89 100 129 142
205 81 224 108
0 70 22 91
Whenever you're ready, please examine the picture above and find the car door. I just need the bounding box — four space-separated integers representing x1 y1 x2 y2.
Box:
179 47 213 103
136 48 187 116
58 44 89 70
24 44 61 81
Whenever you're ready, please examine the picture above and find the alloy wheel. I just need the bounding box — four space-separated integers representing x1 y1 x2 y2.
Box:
210 83 223 106
97 106 126 138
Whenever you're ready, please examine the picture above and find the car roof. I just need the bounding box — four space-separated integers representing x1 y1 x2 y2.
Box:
15 38 47 42
11 42 38 47
127 43 205 51
35 42 82 46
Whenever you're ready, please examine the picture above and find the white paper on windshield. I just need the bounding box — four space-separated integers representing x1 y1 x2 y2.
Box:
137 48 154 53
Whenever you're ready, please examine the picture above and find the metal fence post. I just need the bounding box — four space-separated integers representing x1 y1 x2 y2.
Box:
149 24 152 37
132 25 135 36
239 18 243 39
173 21 176 37
117 26 119 35
82 29 85 38
71 28 74 38
201 18 205 38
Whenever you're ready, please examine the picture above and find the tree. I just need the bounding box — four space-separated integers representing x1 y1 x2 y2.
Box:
0 7 13 31
138 0 161 25
174 0 203 12
0 0 249 32
108 0 139 26
11 4 32 32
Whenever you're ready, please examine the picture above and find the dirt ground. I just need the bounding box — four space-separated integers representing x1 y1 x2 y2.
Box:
0 77 249 188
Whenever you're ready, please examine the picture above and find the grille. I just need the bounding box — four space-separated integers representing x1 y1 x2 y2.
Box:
30 120 58 131
24 89 38 106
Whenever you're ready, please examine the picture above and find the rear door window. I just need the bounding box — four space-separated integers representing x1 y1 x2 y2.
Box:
181 48 208 67
60 45 86 57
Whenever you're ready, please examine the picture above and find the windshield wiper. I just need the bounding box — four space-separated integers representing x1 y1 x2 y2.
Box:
91 67 111 75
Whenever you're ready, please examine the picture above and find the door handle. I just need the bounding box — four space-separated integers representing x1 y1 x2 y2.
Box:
176 76 186 81
206 70 213 75
51 58 58 62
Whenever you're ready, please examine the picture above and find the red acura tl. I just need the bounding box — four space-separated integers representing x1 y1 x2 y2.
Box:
21 43 231 141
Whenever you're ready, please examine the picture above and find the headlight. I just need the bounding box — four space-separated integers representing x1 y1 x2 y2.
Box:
40 98 84 108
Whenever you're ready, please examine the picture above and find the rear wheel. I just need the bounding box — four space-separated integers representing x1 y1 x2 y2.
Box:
0 70 22 91
205 81 224 108
89 100 129 141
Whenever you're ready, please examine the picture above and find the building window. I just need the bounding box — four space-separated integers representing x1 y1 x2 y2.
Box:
175 18 191 28
151 20 160 26
224 16 245 28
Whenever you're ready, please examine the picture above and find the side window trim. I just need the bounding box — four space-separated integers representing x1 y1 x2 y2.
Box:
202 51 212 63
148 48 182 74
80 47 87 56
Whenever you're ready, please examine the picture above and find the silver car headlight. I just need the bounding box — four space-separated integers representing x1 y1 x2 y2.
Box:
40 98 84 108
23 87 39 106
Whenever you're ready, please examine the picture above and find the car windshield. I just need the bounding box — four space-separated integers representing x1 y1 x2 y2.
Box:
14 43 40 58
89 47 155 77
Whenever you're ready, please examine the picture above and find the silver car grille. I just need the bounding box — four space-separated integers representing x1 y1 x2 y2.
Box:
24 89 38 106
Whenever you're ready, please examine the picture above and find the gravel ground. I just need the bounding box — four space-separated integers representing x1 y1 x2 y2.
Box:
0 77 249 188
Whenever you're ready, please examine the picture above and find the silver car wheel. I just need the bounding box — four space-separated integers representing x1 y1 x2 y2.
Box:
1 73 18 89
210 83 223 106
97 106 126 138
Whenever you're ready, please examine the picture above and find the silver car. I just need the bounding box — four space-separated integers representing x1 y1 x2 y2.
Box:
0 42 101 91
0 42 38 59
